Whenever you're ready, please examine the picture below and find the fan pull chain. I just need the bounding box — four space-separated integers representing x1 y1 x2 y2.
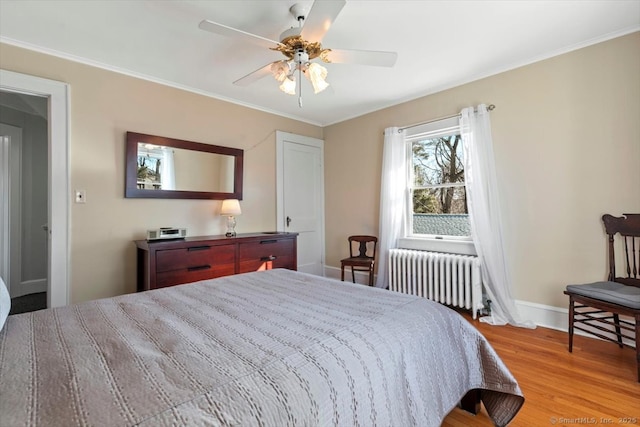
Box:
298 65 303 108
297 12 304 108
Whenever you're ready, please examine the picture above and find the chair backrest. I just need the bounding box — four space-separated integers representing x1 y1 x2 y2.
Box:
348 235 378 259
602 213 640 288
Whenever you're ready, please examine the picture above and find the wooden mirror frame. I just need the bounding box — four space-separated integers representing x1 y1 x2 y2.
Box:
125 132 243 199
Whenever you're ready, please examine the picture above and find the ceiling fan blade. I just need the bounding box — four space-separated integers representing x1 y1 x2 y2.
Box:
233 63 275 87
199 20 282 49
324 48 398 67
300 0 346 42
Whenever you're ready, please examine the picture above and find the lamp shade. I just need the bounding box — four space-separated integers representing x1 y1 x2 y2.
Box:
279 76 296 95
220 199 241 216
306 62 329 94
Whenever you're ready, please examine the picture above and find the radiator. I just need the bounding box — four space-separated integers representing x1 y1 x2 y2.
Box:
388 249 483 319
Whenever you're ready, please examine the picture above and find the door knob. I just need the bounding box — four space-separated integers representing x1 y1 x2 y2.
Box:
286 216 292 227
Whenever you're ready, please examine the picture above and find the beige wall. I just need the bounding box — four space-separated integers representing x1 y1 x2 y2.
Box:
0 43 322 303
324 32 640 309
172 148 222 192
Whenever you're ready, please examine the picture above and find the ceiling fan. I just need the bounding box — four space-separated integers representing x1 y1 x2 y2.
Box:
199 0 398 107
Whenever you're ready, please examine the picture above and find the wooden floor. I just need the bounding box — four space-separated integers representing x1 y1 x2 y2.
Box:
442 312 639 426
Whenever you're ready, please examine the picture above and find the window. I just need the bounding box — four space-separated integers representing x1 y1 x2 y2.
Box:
137 145 176 190
405 117 470 240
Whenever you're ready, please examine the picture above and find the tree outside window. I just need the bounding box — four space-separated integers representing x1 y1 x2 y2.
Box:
410 132 470 237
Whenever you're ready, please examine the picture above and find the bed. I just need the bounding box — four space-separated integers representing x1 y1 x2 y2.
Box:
0 269 523 426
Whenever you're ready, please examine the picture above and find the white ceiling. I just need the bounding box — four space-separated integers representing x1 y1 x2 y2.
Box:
1 1 638 126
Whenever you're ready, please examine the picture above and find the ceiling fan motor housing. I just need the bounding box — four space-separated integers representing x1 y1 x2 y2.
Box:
279 27 302 43
294 49 309 64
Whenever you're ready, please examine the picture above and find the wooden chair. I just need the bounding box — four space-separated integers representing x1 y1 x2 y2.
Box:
564 214 640 382
340 235 378 286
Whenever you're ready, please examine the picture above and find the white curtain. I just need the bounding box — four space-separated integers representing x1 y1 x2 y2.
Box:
375 127 407 289
460 105 535 328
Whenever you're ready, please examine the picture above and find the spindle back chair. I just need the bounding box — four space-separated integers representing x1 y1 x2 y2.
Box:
564 214 640 381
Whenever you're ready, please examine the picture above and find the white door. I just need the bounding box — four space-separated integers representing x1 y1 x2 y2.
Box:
276 131 325 276
0 124 22 298
0 70 70 308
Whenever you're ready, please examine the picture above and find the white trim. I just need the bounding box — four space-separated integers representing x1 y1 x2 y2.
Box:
515 300 569 331
398 237 477 256
515 300 635 348
12 278 47 298
324 265 376 286
0 69 70 308
405 116 460 138
275 135 285 232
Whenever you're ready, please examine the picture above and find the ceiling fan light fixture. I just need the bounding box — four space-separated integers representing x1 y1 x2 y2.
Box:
305 62 329 94
271 60 291 82
279 76 297 95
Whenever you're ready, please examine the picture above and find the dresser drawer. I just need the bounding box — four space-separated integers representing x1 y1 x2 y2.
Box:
156 244 235 273
238 238 295 274
239 238 294 260
239 255 294 273
156 264 236 288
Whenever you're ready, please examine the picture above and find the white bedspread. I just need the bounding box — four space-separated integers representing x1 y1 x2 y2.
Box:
0 269 523 426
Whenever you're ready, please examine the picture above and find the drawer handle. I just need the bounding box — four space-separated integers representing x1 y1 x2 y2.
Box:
259 239 278 244
188 246 211 251
260 256 277 261
187 264 211 272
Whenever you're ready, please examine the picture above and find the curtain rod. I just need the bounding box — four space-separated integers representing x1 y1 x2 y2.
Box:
398 104 496 132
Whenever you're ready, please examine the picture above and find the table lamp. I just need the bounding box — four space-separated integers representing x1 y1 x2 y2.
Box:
220 199 241 237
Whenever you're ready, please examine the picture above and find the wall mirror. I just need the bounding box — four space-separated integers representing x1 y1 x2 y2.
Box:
125 132 243 199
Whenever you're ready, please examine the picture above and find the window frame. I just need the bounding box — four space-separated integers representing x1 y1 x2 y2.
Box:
400 116 476 255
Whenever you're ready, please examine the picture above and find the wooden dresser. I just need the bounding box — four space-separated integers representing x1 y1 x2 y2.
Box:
135 232 298 291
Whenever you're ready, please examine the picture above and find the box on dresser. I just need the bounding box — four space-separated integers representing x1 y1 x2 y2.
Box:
135 232 298 291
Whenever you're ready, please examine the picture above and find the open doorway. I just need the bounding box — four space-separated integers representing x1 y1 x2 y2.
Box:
0 91 49 313
0 69 69 310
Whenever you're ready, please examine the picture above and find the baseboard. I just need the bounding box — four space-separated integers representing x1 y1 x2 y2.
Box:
13 278 47 298
515 300 568 331
515 299 635 348
324 265 377 286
